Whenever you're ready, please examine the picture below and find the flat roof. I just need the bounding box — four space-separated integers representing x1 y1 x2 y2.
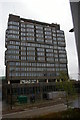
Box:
9 14 60 29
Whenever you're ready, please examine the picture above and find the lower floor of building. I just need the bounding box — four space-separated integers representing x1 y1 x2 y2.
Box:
2 81 80 104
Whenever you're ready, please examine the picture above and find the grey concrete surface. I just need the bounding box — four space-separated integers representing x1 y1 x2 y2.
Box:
2 103 67 118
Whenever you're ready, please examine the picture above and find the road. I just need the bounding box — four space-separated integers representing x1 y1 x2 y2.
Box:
2 103 67 118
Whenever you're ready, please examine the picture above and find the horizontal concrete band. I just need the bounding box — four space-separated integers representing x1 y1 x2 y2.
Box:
70 0 80 2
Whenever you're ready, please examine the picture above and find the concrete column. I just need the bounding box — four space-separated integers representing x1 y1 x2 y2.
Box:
56 79 57 82
8 80 10 84
60 79 62 82
37 79 39 83
46 79 48 83
20 80 22 84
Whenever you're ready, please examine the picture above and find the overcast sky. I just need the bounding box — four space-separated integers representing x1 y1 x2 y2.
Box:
0 0 78 80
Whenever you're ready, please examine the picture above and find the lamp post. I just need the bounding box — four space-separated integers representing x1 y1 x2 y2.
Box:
10 69 15 110
69 27 80 108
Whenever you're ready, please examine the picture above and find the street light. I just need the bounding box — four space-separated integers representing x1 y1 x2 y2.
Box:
10 69 15 110
69 27 80 108
69 28 74 32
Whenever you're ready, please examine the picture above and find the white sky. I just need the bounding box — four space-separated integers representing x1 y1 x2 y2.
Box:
0 0 78 80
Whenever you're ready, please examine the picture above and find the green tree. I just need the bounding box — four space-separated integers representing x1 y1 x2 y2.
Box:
56 71 76 108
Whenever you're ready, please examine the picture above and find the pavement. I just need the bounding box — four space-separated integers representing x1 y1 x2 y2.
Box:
0 101 2 120
2 103 67 118
0 84 2 120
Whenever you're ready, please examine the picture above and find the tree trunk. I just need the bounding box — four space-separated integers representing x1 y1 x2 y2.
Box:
66 93 69 109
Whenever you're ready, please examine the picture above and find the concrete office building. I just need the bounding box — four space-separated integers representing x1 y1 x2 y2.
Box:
5 14 68 84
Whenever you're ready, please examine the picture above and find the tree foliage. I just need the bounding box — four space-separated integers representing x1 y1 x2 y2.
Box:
56 71 76 108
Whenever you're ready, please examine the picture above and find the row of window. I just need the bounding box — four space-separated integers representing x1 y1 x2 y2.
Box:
9 41 20 45
57 37 65 41
36 38 44 42
9 62 20 66
9 30 19 34
57 30 64 34
36 34 44 38
9 66 67 72
9 68 66 77
8 25 19 30
27 47 35 50
20 29 56 35
44 27 52 31
37 57 45 61
59 59 67 62
8 22 64 36
45 31 51 35
21 28 34 32
20 50 64 56
9 72 44 77
21 52 26 55
7 46 66 55
9 72 57 77
21 23 56 32
27 56 35 60
46 53 53 57
25 29 56 35
37 52 45 56
58 42 65 45
21 67 55 71
27 51 35 55
59 50 66 54
7 55 19 59
8 24 64 36
21 23 34 28
27 37 35 41
59 54 66 57
9 62 66 68
7 45 19 49
20 29 56 36
9 67 52 72
57 34 64 37
21 32 58 38
21 56 26 60
45 40 52 44
44 58 53 62
8 21 19 25
20 42 65 50
36 30 43 34
7 53 66 60
37 48 44 51
20 37 64 43
7 50 66 58
7 50 19 54
7 55 67 62
21 32 34 37
46 49 53 52
8 35 19 39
